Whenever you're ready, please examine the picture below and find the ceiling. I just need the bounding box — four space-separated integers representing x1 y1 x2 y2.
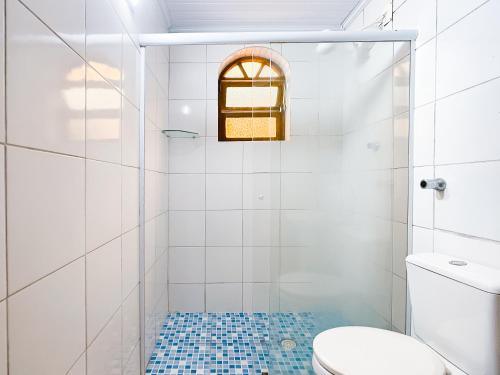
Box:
160 0 363 32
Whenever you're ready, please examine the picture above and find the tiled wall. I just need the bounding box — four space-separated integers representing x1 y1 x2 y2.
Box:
0 0 169 374
165 41 410 333
348 0 500 372
144 45 170 364
166 43 345 314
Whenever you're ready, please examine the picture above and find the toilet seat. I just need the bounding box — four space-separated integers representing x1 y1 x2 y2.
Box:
312 326 446 375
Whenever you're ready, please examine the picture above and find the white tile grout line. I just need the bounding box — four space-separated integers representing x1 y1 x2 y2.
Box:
3 0 9 373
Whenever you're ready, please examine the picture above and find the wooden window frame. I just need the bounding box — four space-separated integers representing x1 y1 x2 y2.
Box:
218 57 286 141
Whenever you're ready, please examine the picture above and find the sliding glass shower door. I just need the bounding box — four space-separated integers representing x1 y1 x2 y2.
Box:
266 40 411 373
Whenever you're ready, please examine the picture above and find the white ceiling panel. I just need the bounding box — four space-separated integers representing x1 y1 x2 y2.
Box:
161 0 362 32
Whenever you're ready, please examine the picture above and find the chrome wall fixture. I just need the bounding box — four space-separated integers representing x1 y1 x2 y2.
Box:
420 178 447 192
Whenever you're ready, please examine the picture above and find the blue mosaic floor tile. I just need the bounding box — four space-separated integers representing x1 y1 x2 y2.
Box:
146 312 335 374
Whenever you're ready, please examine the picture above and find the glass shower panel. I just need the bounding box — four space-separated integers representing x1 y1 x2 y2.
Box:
267 40 410 373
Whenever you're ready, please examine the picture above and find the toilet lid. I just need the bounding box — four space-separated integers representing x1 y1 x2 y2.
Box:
313 327 446 375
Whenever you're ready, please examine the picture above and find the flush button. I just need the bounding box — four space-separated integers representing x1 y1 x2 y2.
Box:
449 260 468 266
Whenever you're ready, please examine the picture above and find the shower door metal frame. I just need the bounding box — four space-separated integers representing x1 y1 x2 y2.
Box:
138 30 418 374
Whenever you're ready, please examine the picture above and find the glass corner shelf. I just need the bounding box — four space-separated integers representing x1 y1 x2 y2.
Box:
161 129 200 138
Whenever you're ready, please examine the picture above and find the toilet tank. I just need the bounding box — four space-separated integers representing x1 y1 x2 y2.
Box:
406 253 500 375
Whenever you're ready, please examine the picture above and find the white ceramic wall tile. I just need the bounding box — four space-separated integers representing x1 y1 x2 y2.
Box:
206 174 242 210
290 99 319 135
288 62 318 99
281 173 317 209
391 274 407 332
437 0 489 33
122 98 140 167
86 238 122 342
7 147 85 293
169 138 205 173
169 174 205 210
392 0 436 47
169 211 205 246
393 168 409 224
243 210 280 247
435 78 500 165
280 210 316 247
206 211 242 246
169 63 207 99
280 246 318 283
243 283 271 312
86 160 122 251
412 167 434 229
122 166 139 232
123 343 140 375
67 354 86 375
0 301 6 375
8 260 85 375
243 247 278 283
436 0 500 98
243 141 281 173
206 137 243 173
87 309 122 375
206 284 242 312
7 0 85 156
168 100 207 135
435 162 500 242
122 227 139 299
122 287 140 363
206 247 242 283
86 0 122 90
242 173 280 210
206 63 219 100
18 0 86 56
281 136 317 172
169 284 205 312
169 247 205 283
206 100 218 136
170 45 206 63
434 230 500 269
393 112 409 169
122 33 140 108
393 222 408 278
414 39 436 108
207 44 243 62
282 43 319 62
0 1 3 144
412 226 434 254
86 67 122 164
413 103 435 166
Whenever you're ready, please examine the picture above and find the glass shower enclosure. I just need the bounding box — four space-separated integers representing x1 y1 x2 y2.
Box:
139 31 414 374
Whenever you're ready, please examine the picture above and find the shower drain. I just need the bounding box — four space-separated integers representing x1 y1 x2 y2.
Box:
280 338 297 351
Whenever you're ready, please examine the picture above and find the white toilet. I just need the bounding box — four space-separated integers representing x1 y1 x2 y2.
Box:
312 252 500 375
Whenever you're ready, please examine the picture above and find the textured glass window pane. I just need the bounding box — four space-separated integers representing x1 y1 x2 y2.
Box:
259 65 279 78
224 65 245 78
242 62 262 78
226 86 278 107
225 117 277 138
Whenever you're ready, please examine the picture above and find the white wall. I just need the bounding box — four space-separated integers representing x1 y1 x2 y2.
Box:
0 0 169 374
348 0 500 372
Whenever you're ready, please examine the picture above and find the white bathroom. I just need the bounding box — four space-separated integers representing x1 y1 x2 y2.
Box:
0 0 499 374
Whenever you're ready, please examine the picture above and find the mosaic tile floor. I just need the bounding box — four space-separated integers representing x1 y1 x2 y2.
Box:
146 312 323 374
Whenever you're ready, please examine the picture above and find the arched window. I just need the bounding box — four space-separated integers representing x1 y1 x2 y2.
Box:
218 53 287 141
